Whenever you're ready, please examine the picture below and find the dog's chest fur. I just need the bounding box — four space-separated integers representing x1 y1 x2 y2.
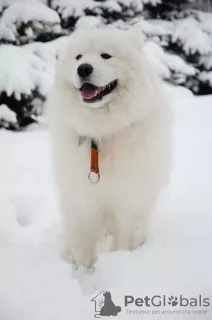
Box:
77 123 150 184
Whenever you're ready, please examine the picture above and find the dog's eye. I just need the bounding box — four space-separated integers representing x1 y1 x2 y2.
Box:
76 54 82 60
101 53 112 59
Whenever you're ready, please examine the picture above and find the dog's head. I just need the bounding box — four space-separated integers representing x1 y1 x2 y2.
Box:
103 291 111 300
58 25 145 107
51 25 161 137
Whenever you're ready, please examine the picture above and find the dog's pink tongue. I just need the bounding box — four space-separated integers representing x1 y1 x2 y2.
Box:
81 86 101 100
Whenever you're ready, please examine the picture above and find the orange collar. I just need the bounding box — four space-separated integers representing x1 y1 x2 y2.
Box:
89 139 100 184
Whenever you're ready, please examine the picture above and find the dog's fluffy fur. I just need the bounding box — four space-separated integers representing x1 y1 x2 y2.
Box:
47 25 172 267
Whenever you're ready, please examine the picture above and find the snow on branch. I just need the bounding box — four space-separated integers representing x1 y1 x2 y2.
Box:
141 0 161 5
0 44 46 99
0 104 16 122
172 17 211 55
0 2 61 44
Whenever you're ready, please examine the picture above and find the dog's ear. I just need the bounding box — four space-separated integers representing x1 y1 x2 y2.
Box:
128 23 144 47
131 23 142 37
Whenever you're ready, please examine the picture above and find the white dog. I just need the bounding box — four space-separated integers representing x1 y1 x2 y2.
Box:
48 25 172 267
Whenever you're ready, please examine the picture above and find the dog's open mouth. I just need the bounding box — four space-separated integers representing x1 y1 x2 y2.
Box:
80 80 117 103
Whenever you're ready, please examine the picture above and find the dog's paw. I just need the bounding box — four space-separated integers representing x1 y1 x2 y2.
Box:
61 245 97 268
60 247 75 265
74 253 97 268
130 232 146 251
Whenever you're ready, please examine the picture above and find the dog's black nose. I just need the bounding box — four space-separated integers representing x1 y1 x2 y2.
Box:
77 63 93 78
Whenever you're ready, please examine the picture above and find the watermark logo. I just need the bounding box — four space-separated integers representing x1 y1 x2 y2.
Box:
168 296 178 307
124 294 210 316
91 293 210 317
91 291 122 318
124 295 210 308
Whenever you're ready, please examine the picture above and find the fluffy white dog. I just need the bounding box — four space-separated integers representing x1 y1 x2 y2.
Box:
48 25 172 267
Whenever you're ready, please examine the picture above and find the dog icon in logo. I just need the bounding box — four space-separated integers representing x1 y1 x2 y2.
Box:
91 291 121 318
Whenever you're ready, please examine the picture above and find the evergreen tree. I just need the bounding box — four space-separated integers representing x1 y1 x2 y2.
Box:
142 0 212 94
0 1 62 130
144 0 190 17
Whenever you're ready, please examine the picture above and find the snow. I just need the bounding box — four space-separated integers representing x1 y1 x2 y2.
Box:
141 0 161 5
199 71 212 87
0 2 60 42
118 0 143 11
0 0 43 12
140 19 172 38
144 41 171 78
101 0 123 12
0 104 16 122
2 2 60 24
172 17 211 55
25 35 70 59
75 16 103 30
51 0 162 19
165 53 196 76
24 36 70 92
144 41 196 80
52 0 90 18
200 55 212 70
196 11 212 35
0 37 70 100
0 0 44 5
0 88 212 319
0 45 46 99
53 0 143 19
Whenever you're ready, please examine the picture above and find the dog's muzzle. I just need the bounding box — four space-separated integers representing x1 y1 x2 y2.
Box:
79 80 118 103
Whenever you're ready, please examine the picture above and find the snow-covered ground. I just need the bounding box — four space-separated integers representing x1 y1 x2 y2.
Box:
0 87 212 319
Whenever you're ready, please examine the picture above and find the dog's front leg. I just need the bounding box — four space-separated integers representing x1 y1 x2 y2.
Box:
60 207 102 268
112 202 148 252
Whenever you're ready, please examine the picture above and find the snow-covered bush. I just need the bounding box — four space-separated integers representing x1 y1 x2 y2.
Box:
137 12 212 93
0 1 63 45
0 104 18 129
0 44 46 128
152 9 212 94
0 35 70 129
53 0 144 28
